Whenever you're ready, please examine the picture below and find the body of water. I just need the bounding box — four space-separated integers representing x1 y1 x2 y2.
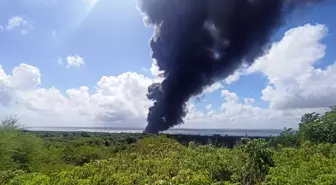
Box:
25 127 283 137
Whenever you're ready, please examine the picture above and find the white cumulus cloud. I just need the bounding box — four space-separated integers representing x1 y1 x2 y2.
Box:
203 82 224 94
224 63 249 84
0 62 331 130
221 90 239 103
248 24 327 83
6 16 32 34
183 89 328 129
150 59 163 77
66 55 85 68
0 64 152 128
213 24 336 110
249 24 336 109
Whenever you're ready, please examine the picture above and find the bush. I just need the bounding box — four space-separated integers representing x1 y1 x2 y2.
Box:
0 117 21 171
3 107 336 185
268 128 298 148
0 170 25 185
0 117 45 172
236 139 274 184
299 107 336 143
265 143 336 185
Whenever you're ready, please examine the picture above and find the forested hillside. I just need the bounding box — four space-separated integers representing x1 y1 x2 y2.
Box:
1 107 336 185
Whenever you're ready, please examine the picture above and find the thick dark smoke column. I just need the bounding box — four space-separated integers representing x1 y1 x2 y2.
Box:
137 0 325 133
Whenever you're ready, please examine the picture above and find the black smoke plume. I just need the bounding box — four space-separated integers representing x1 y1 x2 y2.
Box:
137 0 326 133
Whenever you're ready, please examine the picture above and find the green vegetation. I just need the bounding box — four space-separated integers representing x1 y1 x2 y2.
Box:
1 107 336 184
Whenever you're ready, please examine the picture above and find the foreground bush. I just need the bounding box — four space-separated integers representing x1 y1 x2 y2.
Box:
4 136 335 185
266 142 336 185
2 109 336 184
4 136 242 184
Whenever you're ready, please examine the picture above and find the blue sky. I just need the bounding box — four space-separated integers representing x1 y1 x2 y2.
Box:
1 0 153 88
1 0 336 129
